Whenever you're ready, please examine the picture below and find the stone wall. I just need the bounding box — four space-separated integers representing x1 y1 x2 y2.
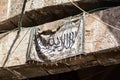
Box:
0 0 120 67
0 6 120 67
0 0 80 21
6 0 120 18
0 0 7 21
8 0 78 18
0 0 120 20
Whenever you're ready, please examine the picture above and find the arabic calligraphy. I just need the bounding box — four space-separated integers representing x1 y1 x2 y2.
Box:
36 30 78 54
33 18 84 62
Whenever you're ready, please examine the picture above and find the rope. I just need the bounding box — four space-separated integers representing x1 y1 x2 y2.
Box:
87 7 113 13
2 28 30 67
18 0 27 32
69 0 120 32
12 28 31 54
2 0 28 67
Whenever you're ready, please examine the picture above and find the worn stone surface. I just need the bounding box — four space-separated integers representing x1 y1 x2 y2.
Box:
0 0 120 21
0 6 120 67
0 68 19 80
0 1 120 31
6 0 120 18
0 0 7 21
8 0 78 18
0 46 120 80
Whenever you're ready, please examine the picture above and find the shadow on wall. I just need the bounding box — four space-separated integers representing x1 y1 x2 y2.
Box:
27 64 120 80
